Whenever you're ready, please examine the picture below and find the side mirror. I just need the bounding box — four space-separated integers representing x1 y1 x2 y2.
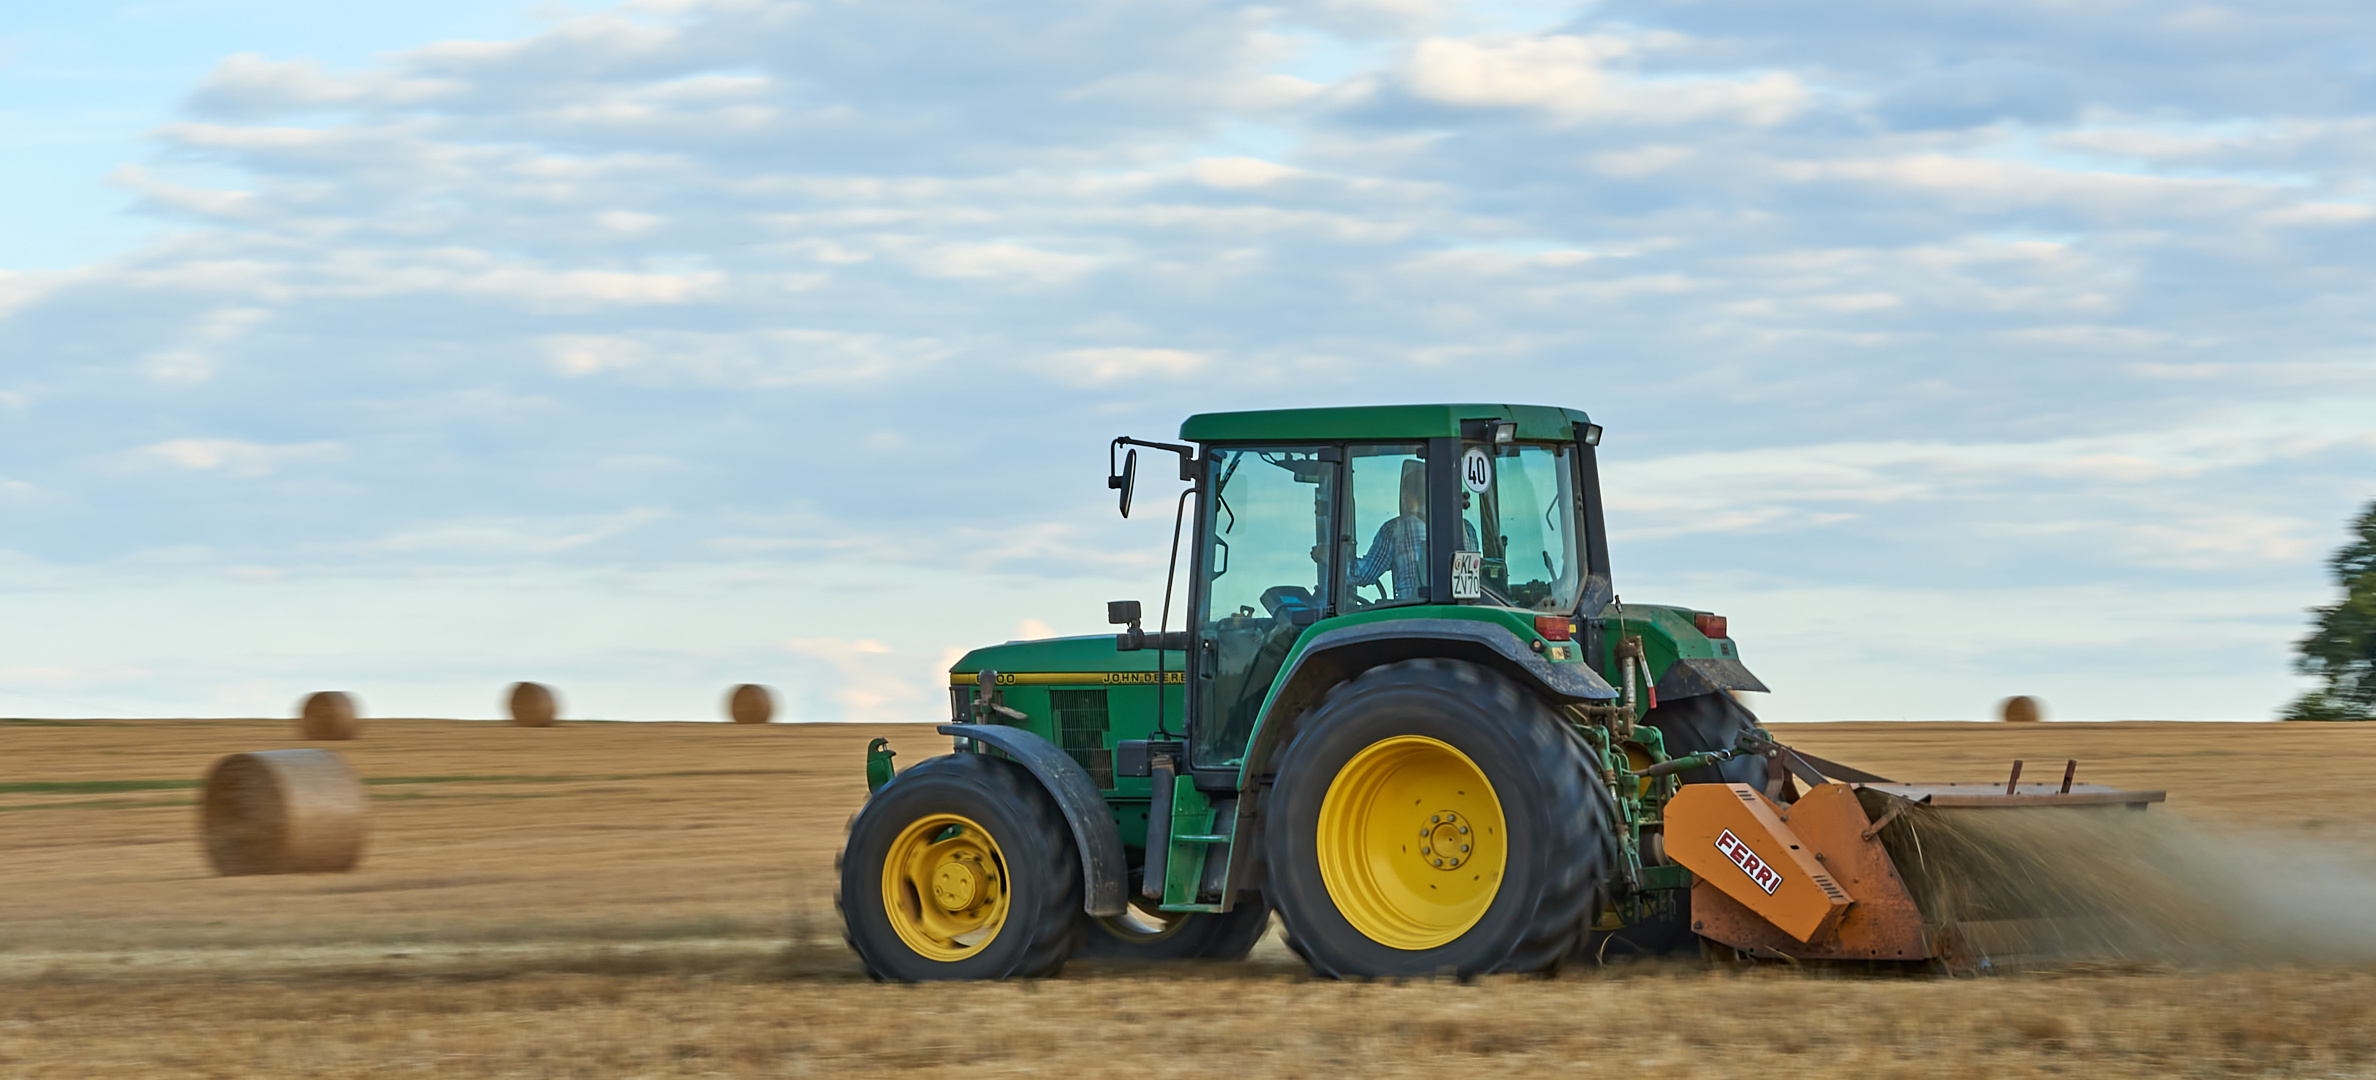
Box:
1111 599 1144 651
1107 448 1138 518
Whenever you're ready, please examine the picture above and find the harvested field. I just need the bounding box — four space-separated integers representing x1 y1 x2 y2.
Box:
5 717 2376 1078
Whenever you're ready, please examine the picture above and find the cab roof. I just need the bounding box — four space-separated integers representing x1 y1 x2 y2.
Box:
1179 403 1591 444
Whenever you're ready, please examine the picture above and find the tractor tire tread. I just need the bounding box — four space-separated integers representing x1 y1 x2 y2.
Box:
1267 658 1606 979
836 752 1084 981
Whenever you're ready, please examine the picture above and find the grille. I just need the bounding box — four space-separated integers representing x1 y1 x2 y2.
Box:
1048 689 1113 789
948 687 973 724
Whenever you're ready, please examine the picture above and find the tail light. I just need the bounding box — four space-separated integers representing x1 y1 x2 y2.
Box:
1694 613 1728 639
1534 615 1576 641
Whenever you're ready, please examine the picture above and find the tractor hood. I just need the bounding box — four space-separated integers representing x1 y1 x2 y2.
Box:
947 634 1179 687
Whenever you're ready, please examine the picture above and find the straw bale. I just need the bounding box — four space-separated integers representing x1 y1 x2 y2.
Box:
509 681 560 727
296 690 360 740
2000 695 2043 723
199 749 369 875
727 683 776 724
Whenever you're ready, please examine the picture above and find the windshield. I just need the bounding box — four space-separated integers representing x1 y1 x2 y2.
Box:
1194 446 1334 767
1458 443 1581 612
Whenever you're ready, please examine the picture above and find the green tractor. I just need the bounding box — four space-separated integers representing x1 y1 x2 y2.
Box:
839 403 1796 979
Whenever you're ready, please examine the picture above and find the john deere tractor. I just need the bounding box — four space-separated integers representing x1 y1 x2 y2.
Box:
838 404 2162 980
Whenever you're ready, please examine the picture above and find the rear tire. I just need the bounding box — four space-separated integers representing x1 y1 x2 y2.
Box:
1079 892 1274 960
1646 692 1767 788
838 753 1084 981
1264 658 1607 979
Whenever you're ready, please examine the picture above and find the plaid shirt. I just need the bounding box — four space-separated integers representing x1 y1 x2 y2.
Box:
1348 515 1479 600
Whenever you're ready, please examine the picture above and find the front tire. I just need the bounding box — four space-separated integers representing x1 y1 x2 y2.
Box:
838 753 1084 981
1265 659 1608 979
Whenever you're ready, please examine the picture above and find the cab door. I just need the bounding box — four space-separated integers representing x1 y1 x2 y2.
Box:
1187 445 1337 769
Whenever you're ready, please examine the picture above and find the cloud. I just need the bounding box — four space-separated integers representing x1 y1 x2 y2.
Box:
907 242 1102 283
188 53 467 116
360 509 670 555
538 329 951 385
137 307 272 386
1875 60 2079 130
1400 34 1808 125
1189 156 1305 188
2 0 2373 720
115 438 345 478
783 635 937 723
1040 347 1209 385
0 270 50 318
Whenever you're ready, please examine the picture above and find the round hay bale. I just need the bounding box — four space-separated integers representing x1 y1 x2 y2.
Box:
200 749 369 875
508 681 559 727
727 683 776 724
2000 695 2044 723
296 691 360 740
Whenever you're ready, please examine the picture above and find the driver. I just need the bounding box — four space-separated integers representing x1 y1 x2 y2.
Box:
1348 461 1478 601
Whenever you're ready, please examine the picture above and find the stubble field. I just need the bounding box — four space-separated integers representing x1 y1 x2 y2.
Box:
6 715 2376 1078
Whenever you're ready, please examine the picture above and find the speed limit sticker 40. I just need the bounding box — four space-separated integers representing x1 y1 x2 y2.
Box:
1461 446 1492 493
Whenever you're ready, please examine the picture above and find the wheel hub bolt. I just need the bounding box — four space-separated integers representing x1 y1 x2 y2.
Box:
1422 812 1476 871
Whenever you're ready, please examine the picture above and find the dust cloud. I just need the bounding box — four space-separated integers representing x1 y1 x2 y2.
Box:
1881 803 2376 968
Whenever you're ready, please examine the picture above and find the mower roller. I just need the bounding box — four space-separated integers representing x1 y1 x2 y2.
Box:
836 404 2166 980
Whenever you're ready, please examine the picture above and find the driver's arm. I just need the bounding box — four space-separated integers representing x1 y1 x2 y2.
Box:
1346 518 1397 586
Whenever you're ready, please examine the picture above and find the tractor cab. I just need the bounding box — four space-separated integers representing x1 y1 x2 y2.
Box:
1159 405 1612 772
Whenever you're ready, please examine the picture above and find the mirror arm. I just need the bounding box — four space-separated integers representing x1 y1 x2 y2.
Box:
1110 436 1199 482
1115 629 1193 653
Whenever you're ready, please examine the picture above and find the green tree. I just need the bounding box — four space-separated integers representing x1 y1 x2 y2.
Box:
2285 501 2376 721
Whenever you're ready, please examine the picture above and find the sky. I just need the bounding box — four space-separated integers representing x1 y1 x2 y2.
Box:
2 0 2372 723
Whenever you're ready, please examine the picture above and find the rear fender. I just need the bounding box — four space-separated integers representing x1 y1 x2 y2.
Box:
1234 619 1619 788
1594 604 1768 701
1656 658 1770 699
935 724 1128 917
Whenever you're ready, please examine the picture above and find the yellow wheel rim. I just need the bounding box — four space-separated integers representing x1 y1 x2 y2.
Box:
881 813 1010 962
1316 735 1506 950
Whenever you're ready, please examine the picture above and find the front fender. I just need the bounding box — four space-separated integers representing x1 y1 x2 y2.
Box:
936 724 1128 918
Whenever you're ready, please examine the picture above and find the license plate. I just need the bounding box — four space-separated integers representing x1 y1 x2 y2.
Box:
1450 551 1482 600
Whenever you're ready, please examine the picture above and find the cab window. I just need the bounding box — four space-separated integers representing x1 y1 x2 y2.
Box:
1193 447 1334 767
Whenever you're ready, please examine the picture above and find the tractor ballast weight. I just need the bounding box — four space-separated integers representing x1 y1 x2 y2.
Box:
837 403 2163 980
